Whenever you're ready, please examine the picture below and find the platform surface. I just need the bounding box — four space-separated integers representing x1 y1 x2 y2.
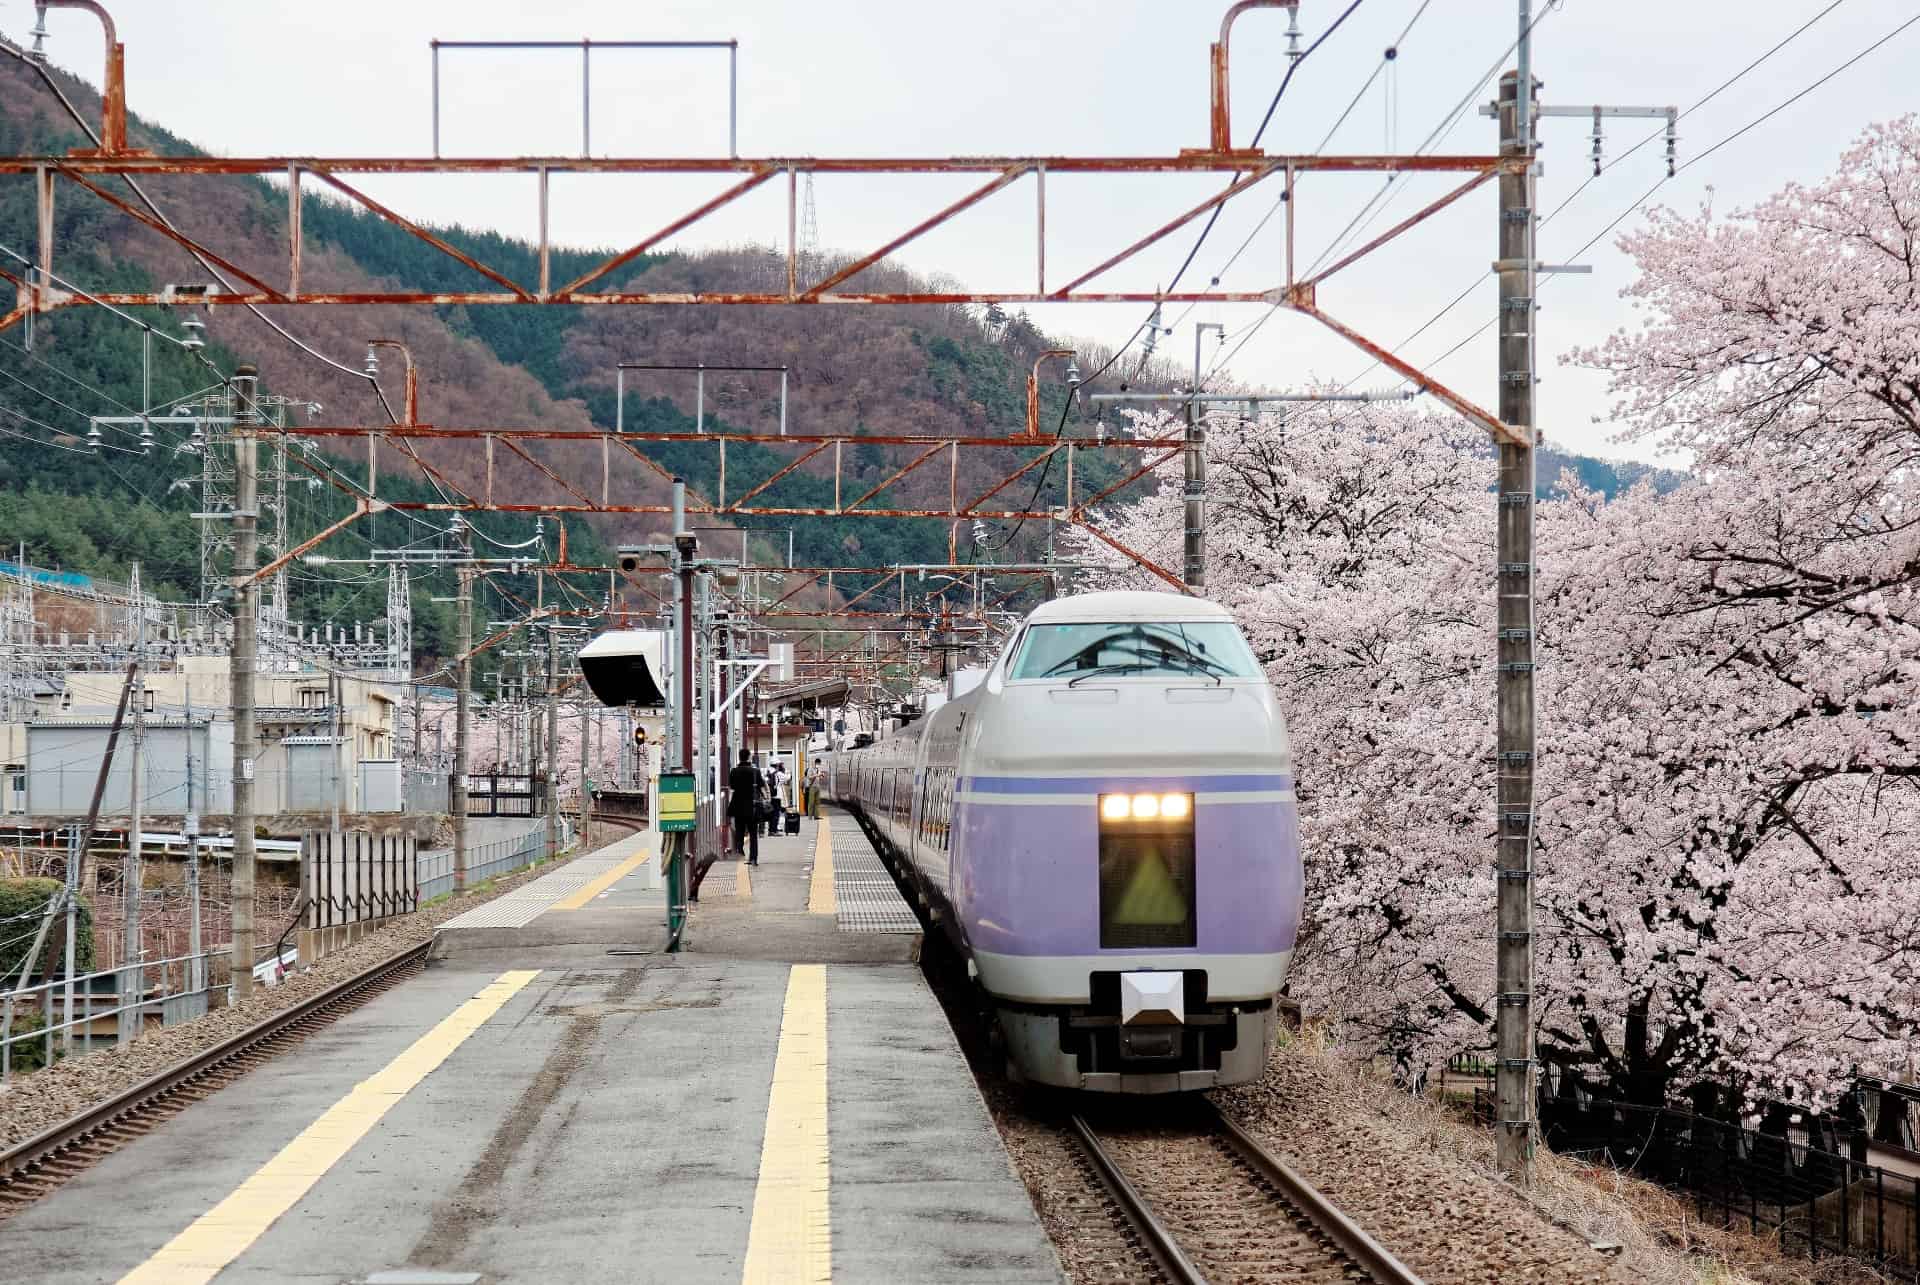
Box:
3 815 1059 1285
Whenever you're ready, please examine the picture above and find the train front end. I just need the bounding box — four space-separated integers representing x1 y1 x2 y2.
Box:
956 591 1301 1093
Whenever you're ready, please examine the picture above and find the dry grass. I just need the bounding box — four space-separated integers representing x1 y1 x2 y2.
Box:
1275 1025 1890 1285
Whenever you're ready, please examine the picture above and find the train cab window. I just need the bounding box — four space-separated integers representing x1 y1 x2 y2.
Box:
1009 621 1260 681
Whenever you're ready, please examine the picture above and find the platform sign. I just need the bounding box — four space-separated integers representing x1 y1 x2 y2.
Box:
657 771 697 832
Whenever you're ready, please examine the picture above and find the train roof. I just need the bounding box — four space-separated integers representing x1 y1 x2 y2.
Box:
1024 589 1230 624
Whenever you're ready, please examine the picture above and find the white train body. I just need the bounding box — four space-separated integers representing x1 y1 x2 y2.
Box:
827 590 1302 1093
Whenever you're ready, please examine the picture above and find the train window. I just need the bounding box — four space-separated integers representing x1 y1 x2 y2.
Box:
1009 621 1260 680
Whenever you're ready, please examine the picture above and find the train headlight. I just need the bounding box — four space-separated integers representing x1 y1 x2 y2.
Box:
1099 792 1193 822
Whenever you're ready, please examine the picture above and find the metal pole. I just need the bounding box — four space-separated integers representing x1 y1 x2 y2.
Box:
578 694 590 839
330 669 343 841
431 41 440 157
61 828 76 1055
185 681 201 1001
779 368 788 436
1184 328 1217 592
728 42 738 158
118 573 145 1043
453 562 471 892
230 366 260 1001
696 367 705 434
581 39 591 157
545 608 560 860
1494 57 1539 1184
673 481 695 949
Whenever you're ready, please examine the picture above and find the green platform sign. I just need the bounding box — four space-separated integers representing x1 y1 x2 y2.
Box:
657 771 697 833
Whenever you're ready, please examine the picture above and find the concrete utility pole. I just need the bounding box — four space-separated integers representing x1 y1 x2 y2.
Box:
1494 58 1539 1182
544 583 560 861
1186 323 1223 591
185 682 202 1003
118 573 145 1045
453 563 471 891
578 696 590 835
230 365 260 1001
330 668 344 840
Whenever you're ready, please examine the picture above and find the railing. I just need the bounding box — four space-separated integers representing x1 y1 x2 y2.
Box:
415 825 550 902
0 947 228 1083
303 831 418 931
1547 1097 1920 1281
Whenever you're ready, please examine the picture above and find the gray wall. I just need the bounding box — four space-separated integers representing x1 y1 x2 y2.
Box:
28 720 234 816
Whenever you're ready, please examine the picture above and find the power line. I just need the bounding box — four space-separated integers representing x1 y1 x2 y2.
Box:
1218 0 1862 395
0 37 403 428
1401 5 1917 386
980 2 1370 557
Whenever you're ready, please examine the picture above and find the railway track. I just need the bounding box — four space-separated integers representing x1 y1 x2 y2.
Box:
1072 1099 1424 1285
0 939 431 1219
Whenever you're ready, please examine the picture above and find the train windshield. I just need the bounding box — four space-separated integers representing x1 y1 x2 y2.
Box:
1009 621 1261 681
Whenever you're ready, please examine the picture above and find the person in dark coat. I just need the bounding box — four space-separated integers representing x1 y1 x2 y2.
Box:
726 747 763 865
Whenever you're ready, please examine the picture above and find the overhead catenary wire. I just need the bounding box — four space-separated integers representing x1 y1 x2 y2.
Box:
1383 3 1914 389
1161 0 1437 345
0 37 402 428
1213 0 1863 395
979 1 1370 557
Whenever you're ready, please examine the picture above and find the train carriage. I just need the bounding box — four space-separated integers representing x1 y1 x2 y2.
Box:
828 590 1301 1093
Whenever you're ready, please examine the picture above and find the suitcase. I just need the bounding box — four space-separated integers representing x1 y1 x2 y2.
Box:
784 811 801 835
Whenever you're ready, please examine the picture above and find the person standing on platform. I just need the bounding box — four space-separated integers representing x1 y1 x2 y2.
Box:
766 759 787 836
805 756 822 819
727 748 762 865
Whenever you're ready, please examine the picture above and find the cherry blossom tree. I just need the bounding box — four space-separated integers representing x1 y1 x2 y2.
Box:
1077 151 1920 1110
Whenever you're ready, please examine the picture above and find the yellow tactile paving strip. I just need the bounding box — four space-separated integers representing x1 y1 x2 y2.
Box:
549 842 654 910
805 819 835 914
119 970 541 1285
740 964 831 1285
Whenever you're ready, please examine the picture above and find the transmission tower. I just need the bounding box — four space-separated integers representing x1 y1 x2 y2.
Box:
800 172 821 263
185 389 308 624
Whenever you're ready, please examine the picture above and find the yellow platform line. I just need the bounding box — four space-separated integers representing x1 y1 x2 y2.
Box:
120 969 541 1285
550 843 654 910
805 820 835 915
741 964 831 1285
738 858 752 901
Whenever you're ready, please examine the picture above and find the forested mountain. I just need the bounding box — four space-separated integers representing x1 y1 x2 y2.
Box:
0 46 1674 664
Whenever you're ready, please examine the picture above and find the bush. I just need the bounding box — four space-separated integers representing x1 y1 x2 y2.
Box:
0 877 94 980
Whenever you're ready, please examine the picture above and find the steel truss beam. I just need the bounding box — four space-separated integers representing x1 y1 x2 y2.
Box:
6 0 1525 598
12 150 1522 320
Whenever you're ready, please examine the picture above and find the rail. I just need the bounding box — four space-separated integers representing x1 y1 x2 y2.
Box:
1071 1100 1424 1285
0 939 430 1214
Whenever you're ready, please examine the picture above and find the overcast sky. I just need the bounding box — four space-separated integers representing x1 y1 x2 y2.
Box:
26 0 1919 464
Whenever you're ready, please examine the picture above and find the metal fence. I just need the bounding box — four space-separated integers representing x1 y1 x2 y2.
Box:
303 831 419 930
0 947 226 1083
1547 1097 1920 1280
415 823 559 903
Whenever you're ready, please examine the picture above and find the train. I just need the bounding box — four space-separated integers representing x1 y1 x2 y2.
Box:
825 589 1301 1093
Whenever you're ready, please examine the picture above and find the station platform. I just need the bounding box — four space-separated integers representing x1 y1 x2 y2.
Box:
4 812 1061 1284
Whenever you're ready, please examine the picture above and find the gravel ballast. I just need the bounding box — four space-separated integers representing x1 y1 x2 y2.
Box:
1212 1039 1632 1284
0 852 576 1150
